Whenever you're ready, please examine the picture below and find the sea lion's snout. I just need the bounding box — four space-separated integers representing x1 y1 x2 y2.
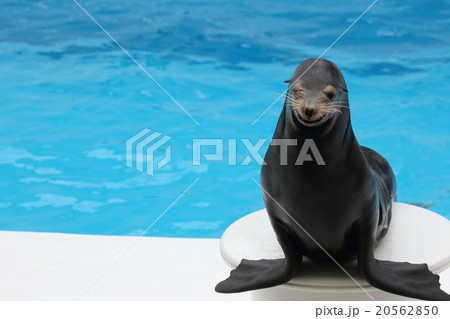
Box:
305 107 314 118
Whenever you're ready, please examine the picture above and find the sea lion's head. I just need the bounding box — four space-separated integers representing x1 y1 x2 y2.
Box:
285 58 348 128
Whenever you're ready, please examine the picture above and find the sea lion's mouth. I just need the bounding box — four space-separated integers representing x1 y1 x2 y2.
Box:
301 116 323 125
293 110 328 128
300 117 327 127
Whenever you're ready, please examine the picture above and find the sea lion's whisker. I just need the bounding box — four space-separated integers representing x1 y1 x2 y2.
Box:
288 101 305 108
275 91 296 101
324 108 342 114
332 105 349 109
283 96 297 104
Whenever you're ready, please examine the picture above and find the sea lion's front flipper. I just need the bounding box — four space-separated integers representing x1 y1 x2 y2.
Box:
215 219 301 293
358 223 450 301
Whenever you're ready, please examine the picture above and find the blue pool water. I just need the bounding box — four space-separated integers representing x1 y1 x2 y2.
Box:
1 0 449 238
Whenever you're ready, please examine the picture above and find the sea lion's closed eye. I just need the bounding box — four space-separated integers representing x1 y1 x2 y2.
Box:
323 85 336 101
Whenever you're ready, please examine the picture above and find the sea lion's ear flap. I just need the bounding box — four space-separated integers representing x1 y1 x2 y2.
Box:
284 79 291 83
340 86 348 92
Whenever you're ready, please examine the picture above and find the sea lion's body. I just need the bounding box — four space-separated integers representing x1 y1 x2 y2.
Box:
216 59 450 300
261 107 393 263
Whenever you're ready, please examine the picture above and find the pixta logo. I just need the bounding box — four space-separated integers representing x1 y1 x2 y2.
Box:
192 139 325 166
126 128 172 176
126 129 325 176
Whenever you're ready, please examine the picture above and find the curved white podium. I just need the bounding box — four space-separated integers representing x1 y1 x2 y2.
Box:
220 202 450 300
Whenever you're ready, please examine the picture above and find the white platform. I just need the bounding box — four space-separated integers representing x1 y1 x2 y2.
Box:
0 231 250 300
220 202 450 300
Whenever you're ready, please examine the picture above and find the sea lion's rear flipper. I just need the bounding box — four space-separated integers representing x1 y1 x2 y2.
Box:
215 219 300 293
358 224 450 301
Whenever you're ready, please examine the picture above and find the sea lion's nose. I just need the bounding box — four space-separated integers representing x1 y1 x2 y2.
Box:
305 107 314 118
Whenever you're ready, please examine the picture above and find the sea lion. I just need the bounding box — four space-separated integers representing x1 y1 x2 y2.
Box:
216 58 450 300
